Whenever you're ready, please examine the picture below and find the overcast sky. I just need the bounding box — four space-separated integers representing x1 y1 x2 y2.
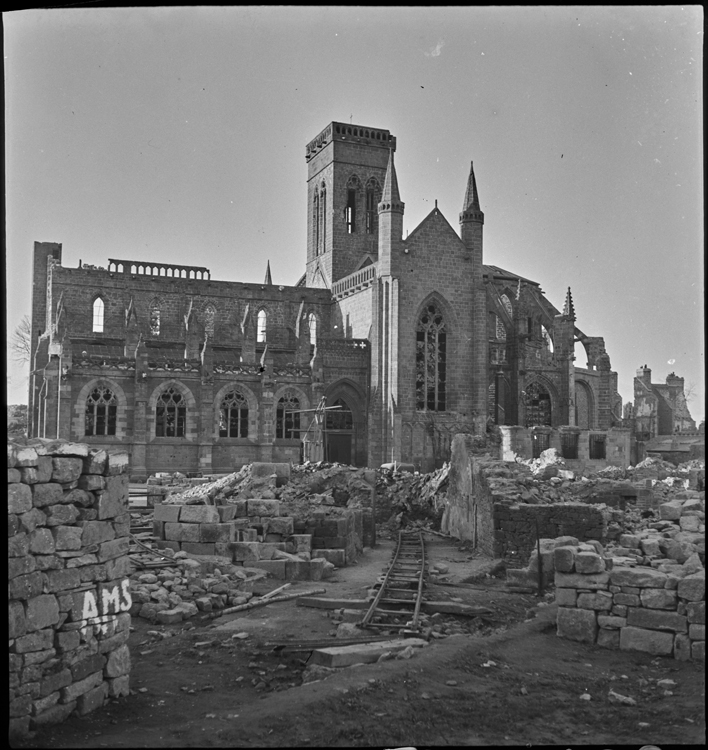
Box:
4 6 704 424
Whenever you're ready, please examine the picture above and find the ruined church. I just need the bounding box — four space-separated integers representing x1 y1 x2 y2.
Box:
28 121 623 479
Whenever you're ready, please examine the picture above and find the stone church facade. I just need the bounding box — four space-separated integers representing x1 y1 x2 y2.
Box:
28 121 623 478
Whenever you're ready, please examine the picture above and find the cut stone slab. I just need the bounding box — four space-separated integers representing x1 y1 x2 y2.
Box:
310 638 428 667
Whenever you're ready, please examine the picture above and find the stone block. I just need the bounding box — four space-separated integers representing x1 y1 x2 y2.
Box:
62 488 93 507
626 607 687 633
20 507 47 535
9 483 33 514
105 644 131 678
105 451 130 475
250 560 287 579
45 568 82 593
9 571 44 600
107 675 130 699
44 503 80 527
199 523 234 543
164 522 200 542
83 449 108 474
250 461 291 485
51 525 82 551
265 516 295 536
61 670 104 703
640 588 678 610
556 606 597 643
14 446 39 467
677 571 705 602
674 633 692 661
216 505 238 522
78 474 105 491
285 560 312 581
51 457 83 484
620 626 674 655
76 683 108 716
97 537 129 562
8 468 22 483
315 548 347 567
24 594 60 632
554 571 610 590
309 637 428 667
597 628 621 649
597 615 627 629
687 601 705 624
577 591 613 611
659 501 683 521
179 505 220 524
71 653 106 682
156 608 183 624
552 546 575 573
9 554 37 581
97 475 128 519
247 499 280 517
609 566 668 588
257 542 284 560
9 601 27 639
229 542 261 562
153 503 181 522
39 668 72 697
9 532 30 558
81 521 116 546
27 527 55 555
574 551 605 574
309 557 328 581
689 623 705 640
180 542 216 556
640 538 662 557
31 483 63 508
692 641 705 660
679 515 701 532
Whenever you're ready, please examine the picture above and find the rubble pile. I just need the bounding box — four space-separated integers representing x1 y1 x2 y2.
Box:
128 550 266 623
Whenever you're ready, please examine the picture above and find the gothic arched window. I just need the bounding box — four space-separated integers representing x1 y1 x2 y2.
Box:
345 176 360 234
155 387 187 437
257 310 267 343
85 387 117 436
319 184 327 255
204 305 216 337
500 294 513 318
92 297 105 333
313 190 320 256
276 391 300 439
365 178 380 234
149 299 161 336
308 313 317 346
416 302 447 411
325 398 353 431
219 390 248 438
525 382 552 427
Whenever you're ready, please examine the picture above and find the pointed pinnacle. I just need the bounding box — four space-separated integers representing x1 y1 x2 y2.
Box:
563 287 576 320
381 149 402 204
264 261 273 286
462 161 481 212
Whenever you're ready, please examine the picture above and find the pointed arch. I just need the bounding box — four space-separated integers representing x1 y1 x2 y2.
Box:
147 380 197 440
274 386 309 440
203 303 216 337
149 297 162 336
415 299 448 412
524 377 559 427
73 378 128 439
365 176 381 234
575 379 595 429
319 181 327 254
256 309 267 343
92 296 105 333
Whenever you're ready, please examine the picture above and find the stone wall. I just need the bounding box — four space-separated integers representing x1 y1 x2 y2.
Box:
442 435 611 566
153 499 364 581
554 545 704 661
8 439 132 740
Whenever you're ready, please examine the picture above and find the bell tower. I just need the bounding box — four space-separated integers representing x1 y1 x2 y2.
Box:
305 122 395 288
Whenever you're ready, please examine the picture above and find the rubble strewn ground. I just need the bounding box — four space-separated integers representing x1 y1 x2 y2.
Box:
13 454 705 748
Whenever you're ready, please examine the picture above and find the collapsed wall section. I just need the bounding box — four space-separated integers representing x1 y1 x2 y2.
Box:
8 440 132 740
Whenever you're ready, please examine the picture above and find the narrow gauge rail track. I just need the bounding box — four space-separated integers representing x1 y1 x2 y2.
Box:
358 531 426 634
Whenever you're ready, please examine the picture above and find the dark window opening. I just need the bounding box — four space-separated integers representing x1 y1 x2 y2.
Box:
156 387 186 437
85 387 117 436
276 392 300 439
560 431 579 460
525 382 552 426
366 189 376 233
346 189 356 233
589 434 607 460
219 390 249 438
416 303 447 412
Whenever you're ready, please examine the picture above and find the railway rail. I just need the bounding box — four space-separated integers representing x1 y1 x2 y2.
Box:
358 530 427 634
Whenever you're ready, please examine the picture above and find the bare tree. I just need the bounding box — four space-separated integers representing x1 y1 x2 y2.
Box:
11 315 31 366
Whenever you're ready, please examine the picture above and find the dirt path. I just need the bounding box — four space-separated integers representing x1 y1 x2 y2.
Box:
16 536 706 748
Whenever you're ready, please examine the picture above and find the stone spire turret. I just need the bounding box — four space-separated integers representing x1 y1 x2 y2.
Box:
460 161 484 225
264 261 272 286
379 149 404 214
562 287 576 321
